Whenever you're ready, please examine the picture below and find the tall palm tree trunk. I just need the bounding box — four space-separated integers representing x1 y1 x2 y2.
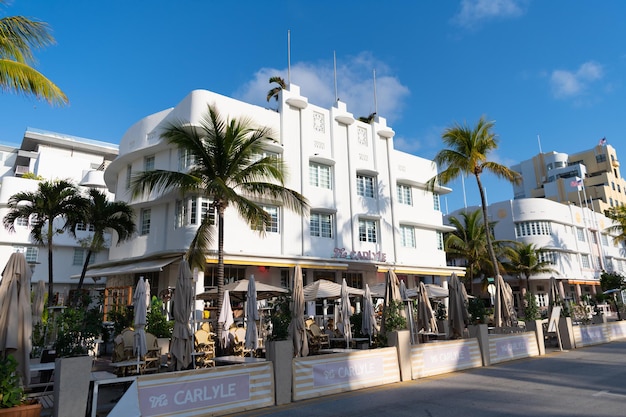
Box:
46 223 54 307
216 206 225 354
76 250 93 292
475 174 500 278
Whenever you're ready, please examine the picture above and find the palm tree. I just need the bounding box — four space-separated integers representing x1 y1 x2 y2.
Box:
606 205 626 245
501 242 557 291
130 104 309 347
0 1 68 105
428 116 520 279
266 76 286 102
3 179 87 305
445 210 491 293
74 188 136 292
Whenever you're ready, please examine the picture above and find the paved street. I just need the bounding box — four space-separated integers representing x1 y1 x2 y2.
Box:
234 341 626 417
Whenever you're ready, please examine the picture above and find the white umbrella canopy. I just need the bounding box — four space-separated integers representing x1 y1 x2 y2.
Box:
218 290 235 349
338 278 353 348
448 273 469 339
196 279 288 302
290 265 309 357
133 277 148 373
244 276 259 352
361 284 377 340
0 252 33 385
416 281 438 333
32 280 46 326
494 274 518 328
303 279 364 301
170 259 194 371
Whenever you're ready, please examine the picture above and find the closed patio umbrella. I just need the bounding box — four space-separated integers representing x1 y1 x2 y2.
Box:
290 265 308 357
416 281 438 334
170 259 193 371
133 277 148 373
0 252 33 385
218 290 234 349
361 284 376 343
32 280 46 327
494 274 517 328
448 273 469 339
244 275 259 352
338 278 353 348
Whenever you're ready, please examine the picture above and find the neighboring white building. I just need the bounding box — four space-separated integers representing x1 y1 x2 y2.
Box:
448 197 626 310
94 85 464 314
0 128 119 302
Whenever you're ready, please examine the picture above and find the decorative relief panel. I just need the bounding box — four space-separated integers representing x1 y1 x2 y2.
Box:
357 127 368 146
313 112 325 133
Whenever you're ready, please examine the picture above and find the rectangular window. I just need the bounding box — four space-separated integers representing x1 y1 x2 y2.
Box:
200 198 210 223
581 254 590 268
342 272 363 289
356 174 375 198
126 165 132 190
576 227 586 242
433 193 441 211
399 225 415 247
253 205 279 233
536 293 547 307
175 199 184 228
15 217 29 227
190 198 198 225
436 231 444 250
140 208 151 235
178 148 194 171
73 248 84 266
14 246 38 263
309 163 332 189
601 233 609 246
358 219 377 243
280 269 290 289
310 212 333 238
396 184 412 205
144 155 155 171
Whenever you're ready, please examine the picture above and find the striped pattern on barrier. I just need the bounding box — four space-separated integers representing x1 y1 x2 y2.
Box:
573 323 610 348
410 338 483 379
608 321 626 340
488 333 539 365
135 362 274 417
292 347 400 401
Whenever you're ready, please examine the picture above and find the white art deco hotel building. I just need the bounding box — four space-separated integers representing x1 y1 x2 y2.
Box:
94 84 464 309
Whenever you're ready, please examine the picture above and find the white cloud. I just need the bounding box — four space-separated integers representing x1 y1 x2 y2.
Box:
234 52 410 124
452 0 527 29
550 61 604 99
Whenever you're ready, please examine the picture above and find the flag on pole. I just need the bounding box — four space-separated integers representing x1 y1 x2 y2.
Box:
570 177 583 190
599 137 607 146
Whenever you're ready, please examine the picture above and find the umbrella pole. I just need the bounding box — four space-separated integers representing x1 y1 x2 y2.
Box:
407 301 415 344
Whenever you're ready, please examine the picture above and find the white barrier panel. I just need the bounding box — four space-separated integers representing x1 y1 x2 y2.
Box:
488 333 539 365
410 338 482 379
292 347 400 401
608 321 626 340
110 362 275 417
573 323 610 348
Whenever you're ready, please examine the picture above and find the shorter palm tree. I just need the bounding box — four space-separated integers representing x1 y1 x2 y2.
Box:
3 179 87 305
501 242 557 292
606 205 626 245
73 188 136 292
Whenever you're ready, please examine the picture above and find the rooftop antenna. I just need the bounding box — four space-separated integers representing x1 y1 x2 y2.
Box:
287 30 291 85
537 134 543 153
373 69 378 115
333 51 338 102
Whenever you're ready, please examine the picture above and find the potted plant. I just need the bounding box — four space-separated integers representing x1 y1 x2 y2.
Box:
0 355 41 416
146 296 173 359
264 295 293 406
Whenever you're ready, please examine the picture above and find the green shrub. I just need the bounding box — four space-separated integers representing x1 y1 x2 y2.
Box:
0 356 25 408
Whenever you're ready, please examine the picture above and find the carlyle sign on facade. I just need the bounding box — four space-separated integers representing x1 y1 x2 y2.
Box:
332 248 387 262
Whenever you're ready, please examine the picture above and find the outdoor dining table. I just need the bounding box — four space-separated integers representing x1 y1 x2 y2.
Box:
329 337 370 349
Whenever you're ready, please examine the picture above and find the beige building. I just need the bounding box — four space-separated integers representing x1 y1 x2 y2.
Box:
512 142 625 215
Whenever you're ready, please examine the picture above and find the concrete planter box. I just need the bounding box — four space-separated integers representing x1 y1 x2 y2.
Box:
266 339 293 405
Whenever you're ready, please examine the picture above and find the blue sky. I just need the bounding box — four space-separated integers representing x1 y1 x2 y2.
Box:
2 1 625 213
